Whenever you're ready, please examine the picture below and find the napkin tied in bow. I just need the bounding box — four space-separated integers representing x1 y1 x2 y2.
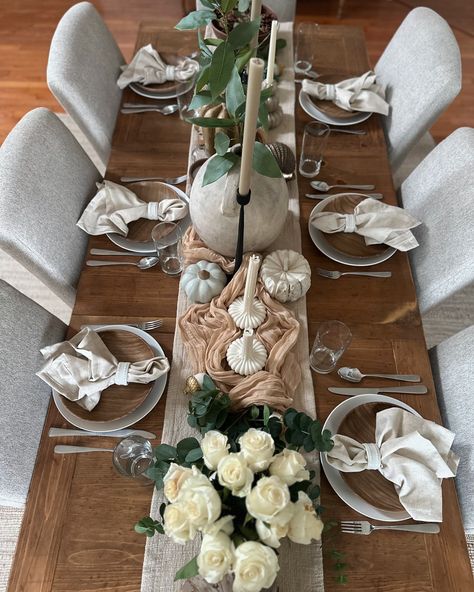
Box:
302 71 389 115
37 328 170 411
77 180 188 236
326 408 459 521
117 44 199 89
310 197 421 251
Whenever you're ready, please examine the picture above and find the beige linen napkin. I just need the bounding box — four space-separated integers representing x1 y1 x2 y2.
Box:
77 181 188 237
326 407 459 521
117 44 199 89
310 197 420 251
37 328 170 411
302 70 389 115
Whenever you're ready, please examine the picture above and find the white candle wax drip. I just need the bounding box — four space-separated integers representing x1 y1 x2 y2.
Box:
226 329 267 376
228 255 266 329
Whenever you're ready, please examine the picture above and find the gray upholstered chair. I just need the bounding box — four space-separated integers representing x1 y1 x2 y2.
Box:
0 280 66 507
429 326 474 533
399 127 474 317
196 0 296 21
47 1 125 171
0 108 101 307
375 8 461 175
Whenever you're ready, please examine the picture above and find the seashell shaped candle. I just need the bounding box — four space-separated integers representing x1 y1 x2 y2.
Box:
226 329 267 376
228 254 266 330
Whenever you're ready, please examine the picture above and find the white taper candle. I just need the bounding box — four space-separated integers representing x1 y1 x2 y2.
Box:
250 0 262 50
238 58 264 196
266 20 279 85
243 254 261 311
242 329 254 357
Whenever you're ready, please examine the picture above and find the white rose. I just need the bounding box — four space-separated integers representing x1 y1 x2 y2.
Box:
268 449 310 486
246 476 292 525
255 519 290 549
197 532 234 584
163 463 193 502
178 467 222 529
239 429 275 471
201 430 230 470
233 541 279 592
217 453 254 498
163 501 196 544
287 491 324 545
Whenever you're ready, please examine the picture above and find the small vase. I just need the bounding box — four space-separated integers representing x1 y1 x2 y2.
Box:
182 574 278 591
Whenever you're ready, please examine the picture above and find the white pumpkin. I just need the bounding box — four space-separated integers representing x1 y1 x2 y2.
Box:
181 260 227 303
260 250 311 303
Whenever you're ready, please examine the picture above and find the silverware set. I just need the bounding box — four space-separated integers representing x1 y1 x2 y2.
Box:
328 385 428 396
317 268 391 279
340 520 440 535
121 103 178 115
80 320 163 331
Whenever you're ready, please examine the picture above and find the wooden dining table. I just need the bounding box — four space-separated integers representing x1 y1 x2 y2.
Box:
8 21 474 592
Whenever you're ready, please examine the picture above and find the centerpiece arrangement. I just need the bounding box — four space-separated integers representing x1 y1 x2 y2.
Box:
135 376 334 592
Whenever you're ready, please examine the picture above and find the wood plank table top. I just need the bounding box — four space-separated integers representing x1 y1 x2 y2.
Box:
8 22 474 592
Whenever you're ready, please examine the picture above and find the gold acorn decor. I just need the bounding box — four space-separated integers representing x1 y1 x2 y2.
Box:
183 375 200 395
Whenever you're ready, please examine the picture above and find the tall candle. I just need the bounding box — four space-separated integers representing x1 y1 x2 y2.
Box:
266 21 279 85
250 0 262 50
243 255 261 310
238 58 264 196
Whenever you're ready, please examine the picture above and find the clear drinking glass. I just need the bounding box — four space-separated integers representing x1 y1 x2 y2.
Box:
310 320 352 374
112 435 154 484
151 221 183 275
299 122 330 177
177 76 197 121
295 22 319 75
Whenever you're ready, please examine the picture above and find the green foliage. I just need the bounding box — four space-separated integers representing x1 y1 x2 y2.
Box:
283 408 334 453
134 516 164 537
174 556 199 580
226 66 245 117
330 550 349 585
214 131 231 155
202 152 239 186
187 376 232 433
209 41 235 98
228 18 260 49
175 9 214 31
252 142 281 178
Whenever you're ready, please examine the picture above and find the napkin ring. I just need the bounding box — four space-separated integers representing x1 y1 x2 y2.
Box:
343 214 357 233
362 443 381 470
147 202 161 220
115 362 131 386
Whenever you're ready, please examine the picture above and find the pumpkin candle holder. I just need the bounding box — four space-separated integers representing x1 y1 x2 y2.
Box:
228 254 266 329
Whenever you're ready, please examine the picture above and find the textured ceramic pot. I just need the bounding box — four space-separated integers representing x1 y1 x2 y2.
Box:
190 157 289 257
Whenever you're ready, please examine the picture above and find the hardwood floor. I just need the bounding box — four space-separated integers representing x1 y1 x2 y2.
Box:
0 0 472 145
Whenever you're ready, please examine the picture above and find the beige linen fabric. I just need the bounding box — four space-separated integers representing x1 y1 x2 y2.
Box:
310 197 421 251
37 327 170 411
117 45 199 89
326 408 459 522
141 23 325 592
302 71 389 115
77 180 188 236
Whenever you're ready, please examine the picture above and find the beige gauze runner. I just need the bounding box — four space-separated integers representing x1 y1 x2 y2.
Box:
141 22 325 592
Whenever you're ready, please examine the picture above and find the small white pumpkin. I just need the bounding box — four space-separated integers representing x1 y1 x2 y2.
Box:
181 260 227 303
260 250 311 303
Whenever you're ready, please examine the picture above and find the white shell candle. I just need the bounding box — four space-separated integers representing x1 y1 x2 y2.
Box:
226 329 267 376
266 21 279 85
238 58 264 196
228 255 266 329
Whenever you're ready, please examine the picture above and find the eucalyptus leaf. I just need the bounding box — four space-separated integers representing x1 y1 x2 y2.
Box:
263 405 270 426
202 374 216 391
185 448 204 463
202 152 238 186
175 9 214 31
235 46 254 72
252 142 282 178
228 18 261 50
177 437 201 460
187 116 237 128
214 131 231 156
238 0 250 11
153 444 177 461
189 91 215 111
209 41 235 98
199 0 215 7
258 101 268 131
196 64 211 93
204 38 224 47
174 556 199 581
226 66 245 117
221 0 238 12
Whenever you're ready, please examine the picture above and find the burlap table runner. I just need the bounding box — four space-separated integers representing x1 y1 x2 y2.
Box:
141 22 325 592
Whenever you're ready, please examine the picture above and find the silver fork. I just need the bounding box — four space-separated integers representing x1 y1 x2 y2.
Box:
317 268 391 279
120 174 187 184
81 319 163 331
306 193 383 200
340 520 440 535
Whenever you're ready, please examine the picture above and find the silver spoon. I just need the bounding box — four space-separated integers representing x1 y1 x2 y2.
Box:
121 104 178 115
310 181 375 192
306 193 383 200
330 128 367 135
86 257 159 270
338 367 421 383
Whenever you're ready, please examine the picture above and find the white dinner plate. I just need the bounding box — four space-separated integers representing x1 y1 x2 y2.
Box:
129 79 193 101
299 89 372 126
321 394 421 521
107 183 191 254
308 194 396 266
52 325 168 431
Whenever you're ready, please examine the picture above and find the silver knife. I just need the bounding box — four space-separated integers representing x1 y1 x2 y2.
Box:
328 385 428 396
90 248 145 257
49 427 157 439
306 193 383 200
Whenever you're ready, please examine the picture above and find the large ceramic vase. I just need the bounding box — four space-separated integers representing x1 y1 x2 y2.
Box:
190 156 289 257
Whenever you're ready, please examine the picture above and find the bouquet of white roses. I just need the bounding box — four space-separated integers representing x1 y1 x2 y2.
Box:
136 384 333 592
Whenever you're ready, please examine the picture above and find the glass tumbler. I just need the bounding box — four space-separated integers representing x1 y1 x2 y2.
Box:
295 22 319 75
152 221 183 276
112 435 154 483
177 75 197 121
299 122 330 178
310 320 352 374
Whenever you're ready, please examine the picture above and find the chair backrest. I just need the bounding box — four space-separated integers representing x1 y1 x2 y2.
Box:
47 1 124 167
375 8 461 171
196 0 296 21
0 280 66 506
0 108 101 306
429 325 474 532
400 127 474 314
